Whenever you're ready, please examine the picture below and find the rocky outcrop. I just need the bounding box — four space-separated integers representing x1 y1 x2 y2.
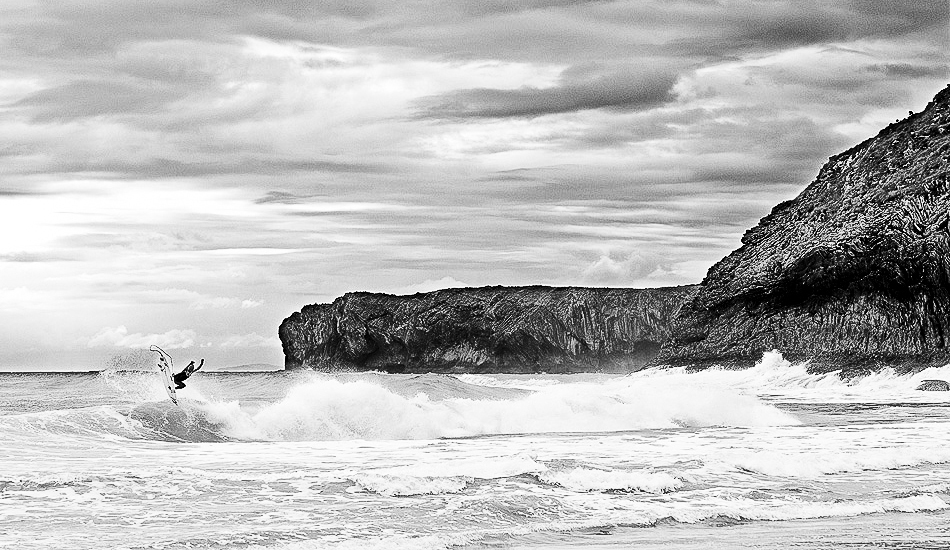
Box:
916 379 950 391
655 85 950 373
280 285 696 373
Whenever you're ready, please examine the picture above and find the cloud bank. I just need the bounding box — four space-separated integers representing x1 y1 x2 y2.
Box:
0 0 946 368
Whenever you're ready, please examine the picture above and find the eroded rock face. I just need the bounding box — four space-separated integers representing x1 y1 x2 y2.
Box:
655 85 950 373
280 285 696 373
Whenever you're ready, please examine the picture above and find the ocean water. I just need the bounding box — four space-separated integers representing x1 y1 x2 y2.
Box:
3 351 950 549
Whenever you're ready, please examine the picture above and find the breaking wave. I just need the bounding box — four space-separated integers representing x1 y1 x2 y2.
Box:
4 350 948 445
624 350 950 402
198 374 797 442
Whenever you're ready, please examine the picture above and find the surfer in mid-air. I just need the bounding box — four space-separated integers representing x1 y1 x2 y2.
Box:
149 345 198 405
173 359 204 389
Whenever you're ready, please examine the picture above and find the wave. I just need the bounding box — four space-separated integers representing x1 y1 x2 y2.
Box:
9 349 948 444
260 533 481 550
0 404 147 441
239 493 949 550
348 454 546 496
536 467 684 494
197 374 798 441
506 492 950 539
0 401 229 444
344 456 686 497
631 494 949 524
623 351 950 401
0 366 800 442
127 400 231 442
726 435 950 477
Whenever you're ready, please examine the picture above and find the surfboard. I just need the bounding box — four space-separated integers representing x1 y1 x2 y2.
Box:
150 345 179 406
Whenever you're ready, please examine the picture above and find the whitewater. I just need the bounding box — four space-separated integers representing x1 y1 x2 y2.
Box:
3 352 950 549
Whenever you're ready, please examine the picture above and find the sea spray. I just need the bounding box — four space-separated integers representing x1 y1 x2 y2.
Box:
198 374 798 442
627 351 950 402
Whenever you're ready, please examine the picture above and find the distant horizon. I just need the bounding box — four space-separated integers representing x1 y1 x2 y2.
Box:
1 1 947 370
0 361 285 373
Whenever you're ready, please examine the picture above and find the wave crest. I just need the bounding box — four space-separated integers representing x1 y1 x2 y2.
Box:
198 375 797 441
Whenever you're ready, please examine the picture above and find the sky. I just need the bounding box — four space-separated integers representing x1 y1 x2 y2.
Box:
0 0 947 370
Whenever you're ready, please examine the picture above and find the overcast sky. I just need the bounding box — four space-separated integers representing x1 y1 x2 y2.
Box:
0 1 947 370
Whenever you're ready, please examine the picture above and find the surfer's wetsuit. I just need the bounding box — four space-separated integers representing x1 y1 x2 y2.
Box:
173 359 203 389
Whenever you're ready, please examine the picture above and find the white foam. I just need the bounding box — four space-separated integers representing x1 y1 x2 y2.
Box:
912 482 950 494
347 454 547 496
728 443 950 477
260 532 479 550
565 491 949 527
538 468 683 494
674 494 949 523
636 350 950 402
198 375 798 442
351 474 470 496
375 453 545 480
455 374 563 389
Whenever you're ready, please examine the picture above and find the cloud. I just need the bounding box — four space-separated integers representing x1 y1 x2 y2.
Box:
416 66 678 119
86 325 197 349
27 157 391 179
848 0 950 36
864 63 949 79
220 332 281 348
0 0 947 371
669 1 948 58
120 288 263 310
388 276 470 295
0 287 45 312
188 296 243 310
255 191 313 204
0 252 75 263
582 252 664 285
0 189 45 197
14 79 186 122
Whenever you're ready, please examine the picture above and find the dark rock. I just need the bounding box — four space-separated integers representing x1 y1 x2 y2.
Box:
916 379 950 391
654 85 950 373
280 285 696 373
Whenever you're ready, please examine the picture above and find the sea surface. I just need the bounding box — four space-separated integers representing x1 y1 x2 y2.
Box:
3 351 950 549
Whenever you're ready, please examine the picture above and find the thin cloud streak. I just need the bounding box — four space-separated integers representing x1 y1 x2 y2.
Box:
415 67 679 119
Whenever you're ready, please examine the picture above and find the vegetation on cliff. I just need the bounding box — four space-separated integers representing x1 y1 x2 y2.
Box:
655 85 950 372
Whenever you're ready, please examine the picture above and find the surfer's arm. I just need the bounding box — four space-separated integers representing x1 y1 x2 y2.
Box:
195 359 204 372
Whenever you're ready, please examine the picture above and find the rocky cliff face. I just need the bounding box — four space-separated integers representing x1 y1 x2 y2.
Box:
280 285 696 373
655 85 950 373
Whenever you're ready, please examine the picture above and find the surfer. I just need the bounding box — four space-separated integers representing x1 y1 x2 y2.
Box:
173 359 204 389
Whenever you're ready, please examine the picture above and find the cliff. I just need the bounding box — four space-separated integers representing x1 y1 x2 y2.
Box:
655 85 950 373
280 285 696 373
